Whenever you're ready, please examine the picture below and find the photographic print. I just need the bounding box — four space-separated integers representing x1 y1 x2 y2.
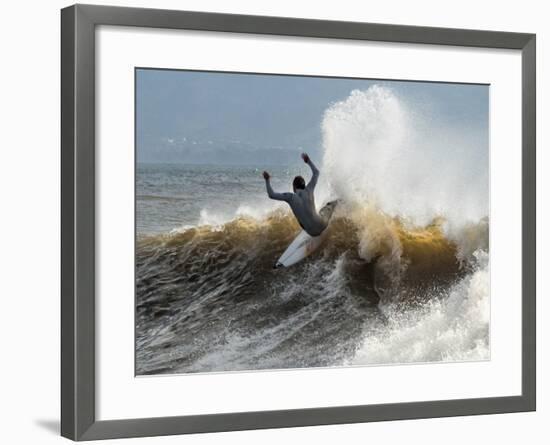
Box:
135 69 489 375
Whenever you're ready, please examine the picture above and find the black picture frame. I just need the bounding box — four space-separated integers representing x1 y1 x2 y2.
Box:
61 4 536 441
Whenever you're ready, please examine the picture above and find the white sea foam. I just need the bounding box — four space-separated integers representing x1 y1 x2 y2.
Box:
321 86 489 229
350 249 490 365
196 203 278 228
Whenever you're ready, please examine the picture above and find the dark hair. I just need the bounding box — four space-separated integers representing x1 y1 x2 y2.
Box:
293 175 306 190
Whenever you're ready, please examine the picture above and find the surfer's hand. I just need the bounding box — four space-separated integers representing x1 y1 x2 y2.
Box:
262 171 270 180
301 153 310 163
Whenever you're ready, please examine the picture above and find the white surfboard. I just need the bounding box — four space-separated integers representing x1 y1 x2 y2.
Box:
275 200 338 268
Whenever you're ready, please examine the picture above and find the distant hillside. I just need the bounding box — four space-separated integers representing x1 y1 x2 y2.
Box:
137 140 322 165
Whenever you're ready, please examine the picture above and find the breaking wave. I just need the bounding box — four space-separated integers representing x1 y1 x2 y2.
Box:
136 85 489 374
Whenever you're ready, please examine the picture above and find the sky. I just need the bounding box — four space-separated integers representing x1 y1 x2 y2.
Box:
136 68 488 165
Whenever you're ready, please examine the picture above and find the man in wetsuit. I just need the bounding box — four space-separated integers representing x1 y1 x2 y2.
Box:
262 153 327 237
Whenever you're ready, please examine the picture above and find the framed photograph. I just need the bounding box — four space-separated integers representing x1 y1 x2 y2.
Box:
61 4 536 441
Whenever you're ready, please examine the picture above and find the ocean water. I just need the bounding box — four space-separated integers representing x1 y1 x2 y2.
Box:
137 163 310 235
136 85 490 375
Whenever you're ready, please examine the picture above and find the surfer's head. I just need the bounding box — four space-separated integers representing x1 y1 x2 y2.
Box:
293 175 306 191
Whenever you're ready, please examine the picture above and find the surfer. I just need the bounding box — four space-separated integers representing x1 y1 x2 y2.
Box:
263 153 328 237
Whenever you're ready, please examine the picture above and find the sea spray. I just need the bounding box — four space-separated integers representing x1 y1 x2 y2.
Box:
349 249 490 365
321 86 489 229
318 86 489 364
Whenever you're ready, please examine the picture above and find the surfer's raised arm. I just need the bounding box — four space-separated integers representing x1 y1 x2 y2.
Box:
263 171 293 202
302 153 319 191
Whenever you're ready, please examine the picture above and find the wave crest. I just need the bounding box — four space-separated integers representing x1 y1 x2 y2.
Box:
321 85 488 228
